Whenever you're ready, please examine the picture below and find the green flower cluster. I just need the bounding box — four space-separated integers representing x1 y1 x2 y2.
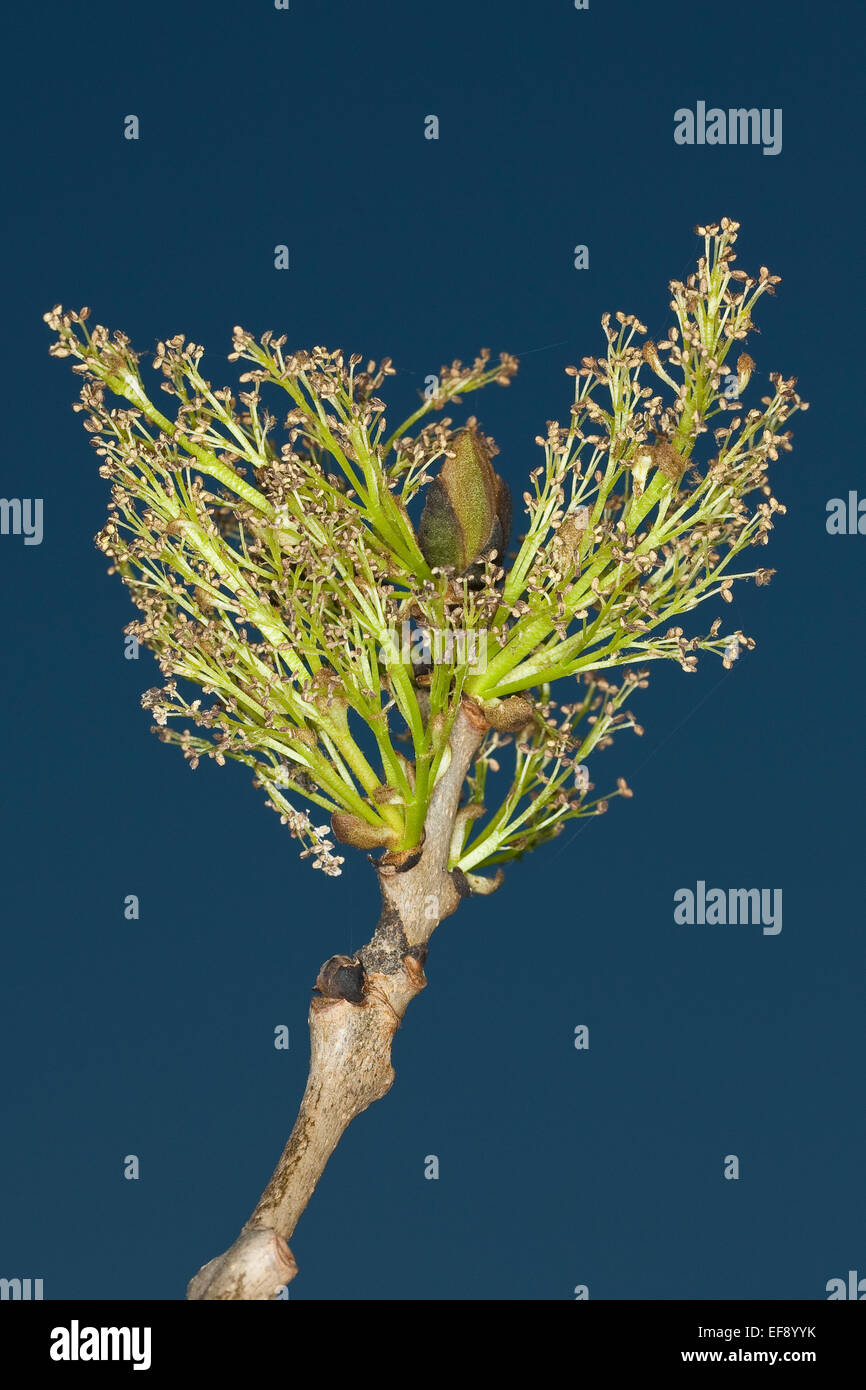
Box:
44 219 806 878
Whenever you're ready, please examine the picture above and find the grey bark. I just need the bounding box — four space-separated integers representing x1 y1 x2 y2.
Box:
186 700 487 1300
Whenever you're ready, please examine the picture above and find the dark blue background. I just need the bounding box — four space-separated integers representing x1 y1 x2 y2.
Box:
2 0 862 1300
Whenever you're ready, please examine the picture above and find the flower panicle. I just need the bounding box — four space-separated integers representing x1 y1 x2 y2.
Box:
45 220 803 879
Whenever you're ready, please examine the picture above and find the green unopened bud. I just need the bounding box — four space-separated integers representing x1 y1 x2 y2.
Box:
417 426 511 573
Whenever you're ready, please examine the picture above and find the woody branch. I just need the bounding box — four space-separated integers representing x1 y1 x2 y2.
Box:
186 702 487 1301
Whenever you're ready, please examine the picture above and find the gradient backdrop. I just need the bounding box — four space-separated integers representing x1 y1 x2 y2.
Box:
2 0 863 1300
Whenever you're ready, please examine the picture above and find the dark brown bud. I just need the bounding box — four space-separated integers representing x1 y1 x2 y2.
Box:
315 955 366 1004
451 867 472 898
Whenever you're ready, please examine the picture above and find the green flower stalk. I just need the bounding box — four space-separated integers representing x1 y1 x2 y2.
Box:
45 217 807 1298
